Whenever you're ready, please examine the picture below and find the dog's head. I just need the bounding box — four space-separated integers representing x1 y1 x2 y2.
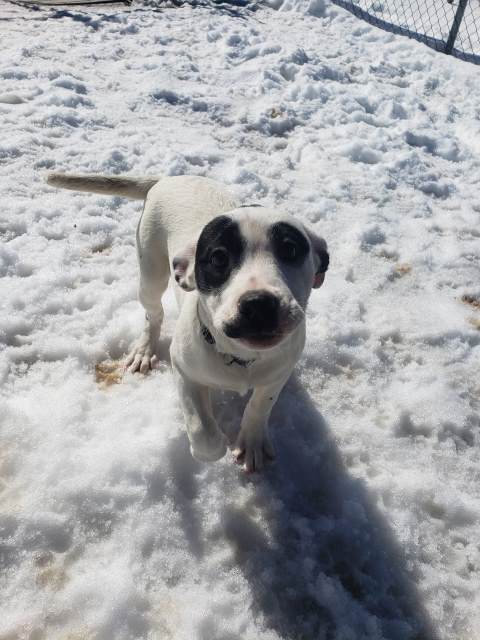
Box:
173 207 329 351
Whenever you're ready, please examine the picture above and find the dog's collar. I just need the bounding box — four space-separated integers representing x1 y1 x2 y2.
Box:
198 313 256 368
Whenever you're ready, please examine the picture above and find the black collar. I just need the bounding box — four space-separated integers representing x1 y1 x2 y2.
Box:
198 315 256 368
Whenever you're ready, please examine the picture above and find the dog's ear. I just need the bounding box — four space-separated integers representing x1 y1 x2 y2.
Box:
172 243 196 292
307 229 329 289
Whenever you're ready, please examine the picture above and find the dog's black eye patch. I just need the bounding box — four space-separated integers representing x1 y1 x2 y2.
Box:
269 222 309 266
195 216 245 294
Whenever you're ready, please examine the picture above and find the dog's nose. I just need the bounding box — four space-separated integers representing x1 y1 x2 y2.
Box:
238 290 280 329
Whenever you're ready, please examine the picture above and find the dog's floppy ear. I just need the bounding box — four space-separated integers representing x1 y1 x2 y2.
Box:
172 243 196 292
307 229 329 289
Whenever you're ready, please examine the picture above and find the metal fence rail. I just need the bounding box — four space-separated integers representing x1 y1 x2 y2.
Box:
330 0 480 65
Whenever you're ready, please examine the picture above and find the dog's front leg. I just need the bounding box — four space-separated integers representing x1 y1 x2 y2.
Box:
233 378 288 473
173 366 228 462
125 312 162 374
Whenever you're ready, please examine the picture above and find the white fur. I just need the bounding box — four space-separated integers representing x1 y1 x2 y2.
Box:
46 173 327 472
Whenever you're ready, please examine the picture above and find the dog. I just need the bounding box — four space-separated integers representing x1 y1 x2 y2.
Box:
46 173 329 472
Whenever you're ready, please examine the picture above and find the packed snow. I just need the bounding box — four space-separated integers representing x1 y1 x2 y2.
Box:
1 0 480 638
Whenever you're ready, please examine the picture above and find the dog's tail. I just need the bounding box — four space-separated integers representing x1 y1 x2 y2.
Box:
45 172 160 200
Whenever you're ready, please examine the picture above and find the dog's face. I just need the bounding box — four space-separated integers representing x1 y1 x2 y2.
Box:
173 207 329 351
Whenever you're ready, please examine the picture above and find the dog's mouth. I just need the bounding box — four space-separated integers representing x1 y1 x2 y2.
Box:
223 318 299 350
233 331 286 350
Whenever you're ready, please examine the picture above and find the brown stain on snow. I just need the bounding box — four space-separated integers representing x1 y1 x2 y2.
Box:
394 263 412 275
95 360 123 388
462 294 480 310
469 317 480 330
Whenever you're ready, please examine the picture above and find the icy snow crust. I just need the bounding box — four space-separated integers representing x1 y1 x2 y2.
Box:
1 1 480 638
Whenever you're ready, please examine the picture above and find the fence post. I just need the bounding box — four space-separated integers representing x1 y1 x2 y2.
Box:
445 0 469 55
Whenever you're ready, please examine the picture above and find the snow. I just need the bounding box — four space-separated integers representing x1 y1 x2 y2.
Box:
1 0 480 638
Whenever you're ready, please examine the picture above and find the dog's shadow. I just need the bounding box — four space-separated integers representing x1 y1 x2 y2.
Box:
196 376 436 639
150 352 436 638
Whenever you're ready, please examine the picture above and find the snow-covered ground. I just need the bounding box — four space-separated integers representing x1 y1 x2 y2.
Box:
1 0 480 638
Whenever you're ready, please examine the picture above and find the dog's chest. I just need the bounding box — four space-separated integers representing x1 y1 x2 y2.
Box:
173 328 300 396
176 342 260 394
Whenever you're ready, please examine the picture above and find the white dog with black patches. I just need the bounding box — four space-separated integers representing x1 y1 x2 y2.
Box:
46 173 329 473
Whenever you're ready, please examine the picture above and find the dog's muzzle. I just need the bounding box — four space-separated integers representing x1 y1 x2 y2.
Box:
223 290 287 348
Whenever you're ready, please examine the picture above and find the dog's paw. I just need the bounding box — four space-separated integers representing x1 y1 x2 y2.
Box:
189 429 228 463
233 429 275 473
125 341 156 374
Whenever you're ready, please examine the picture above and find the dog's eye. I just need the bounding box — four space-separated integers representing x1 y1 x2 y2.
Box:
278 239 298 262
210 248 229 269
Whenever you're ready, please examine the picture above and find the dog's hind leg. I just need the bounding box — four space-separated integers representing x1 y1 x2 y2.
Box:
125 207 170 374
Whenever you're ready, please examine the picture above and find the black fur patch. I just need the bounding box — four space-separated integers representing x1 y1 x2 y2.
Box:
195 216 245 294
318 248 329 273
269 222 310 266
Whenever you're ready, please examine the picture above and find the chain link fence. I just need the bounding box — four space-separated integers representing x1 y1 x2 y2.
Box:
330 0 480 65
